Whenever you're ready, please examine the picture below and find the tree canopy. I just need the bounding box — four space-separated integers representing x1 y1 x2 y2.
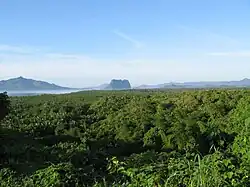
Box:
1 89 250 186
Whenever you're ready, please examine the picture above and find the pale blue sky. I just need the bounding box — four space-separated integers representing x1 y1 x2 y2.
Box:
0 0 250 87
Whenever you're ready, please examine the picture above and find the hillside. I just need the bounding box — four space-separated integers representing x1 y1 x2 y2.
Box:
1 89 250 186
0 76 71 91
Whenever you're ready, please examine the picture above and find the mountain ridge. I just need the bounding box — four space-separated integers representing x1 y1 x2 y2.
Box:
2 77 250 91
135 78 250 89
0 76 72 91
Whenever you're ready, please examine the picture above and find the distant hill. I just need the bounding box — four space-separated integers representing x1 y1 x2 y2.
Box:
82 83 110 90
0 77 71 91
135 78 250 89
105 79 131 90
3 77 250 92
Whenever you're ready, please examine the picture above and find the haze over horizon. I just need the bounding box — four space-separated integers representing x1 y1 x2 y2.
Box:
0 0 250 87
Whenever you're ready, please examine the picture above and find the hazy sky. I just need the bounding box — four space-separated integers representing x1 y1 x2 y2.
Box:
0 0 250 87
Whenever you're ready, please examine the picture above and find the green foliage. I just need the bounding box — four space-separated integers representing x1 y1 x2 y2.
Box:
1 89 250 186
0 92 10 121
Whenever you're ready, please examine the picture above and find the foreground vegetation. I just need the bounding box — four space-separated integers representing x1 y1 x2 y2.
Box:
1 89 250 186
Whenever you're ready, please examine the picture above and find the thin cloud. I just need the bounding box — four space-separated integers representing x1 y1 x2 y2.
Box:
208 51 250 57
0 44 41 54
176 24 240 45
1 50 250 87
113 30 143 49
0 50 197 87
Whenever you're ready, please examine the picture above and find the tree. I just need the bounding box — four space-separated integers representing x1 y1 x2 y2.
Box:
0 92 10 121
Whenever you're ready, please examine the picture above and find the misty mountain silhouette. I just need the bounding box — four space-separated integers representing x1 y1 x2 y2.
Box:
0 77 70 91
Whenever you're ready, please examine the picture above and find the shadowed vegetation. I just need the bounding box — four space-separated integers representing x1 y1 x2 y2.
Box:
1 89 250 186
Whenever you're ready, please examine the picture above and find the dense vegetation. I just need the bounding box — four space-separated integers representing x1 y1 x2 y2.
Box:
1 89 250 186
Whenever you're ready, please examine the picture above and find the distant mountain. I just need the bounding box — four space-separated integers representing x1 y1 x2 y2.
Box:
135 84 161 89
97 83 110 90
3 77 250 92
0 77 72 91
135 78 250 89
105 79 131 90
83 83 110 90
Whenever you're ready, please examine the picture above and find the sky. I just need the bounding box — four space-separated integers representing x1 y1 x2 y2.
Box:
0 0 250 87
